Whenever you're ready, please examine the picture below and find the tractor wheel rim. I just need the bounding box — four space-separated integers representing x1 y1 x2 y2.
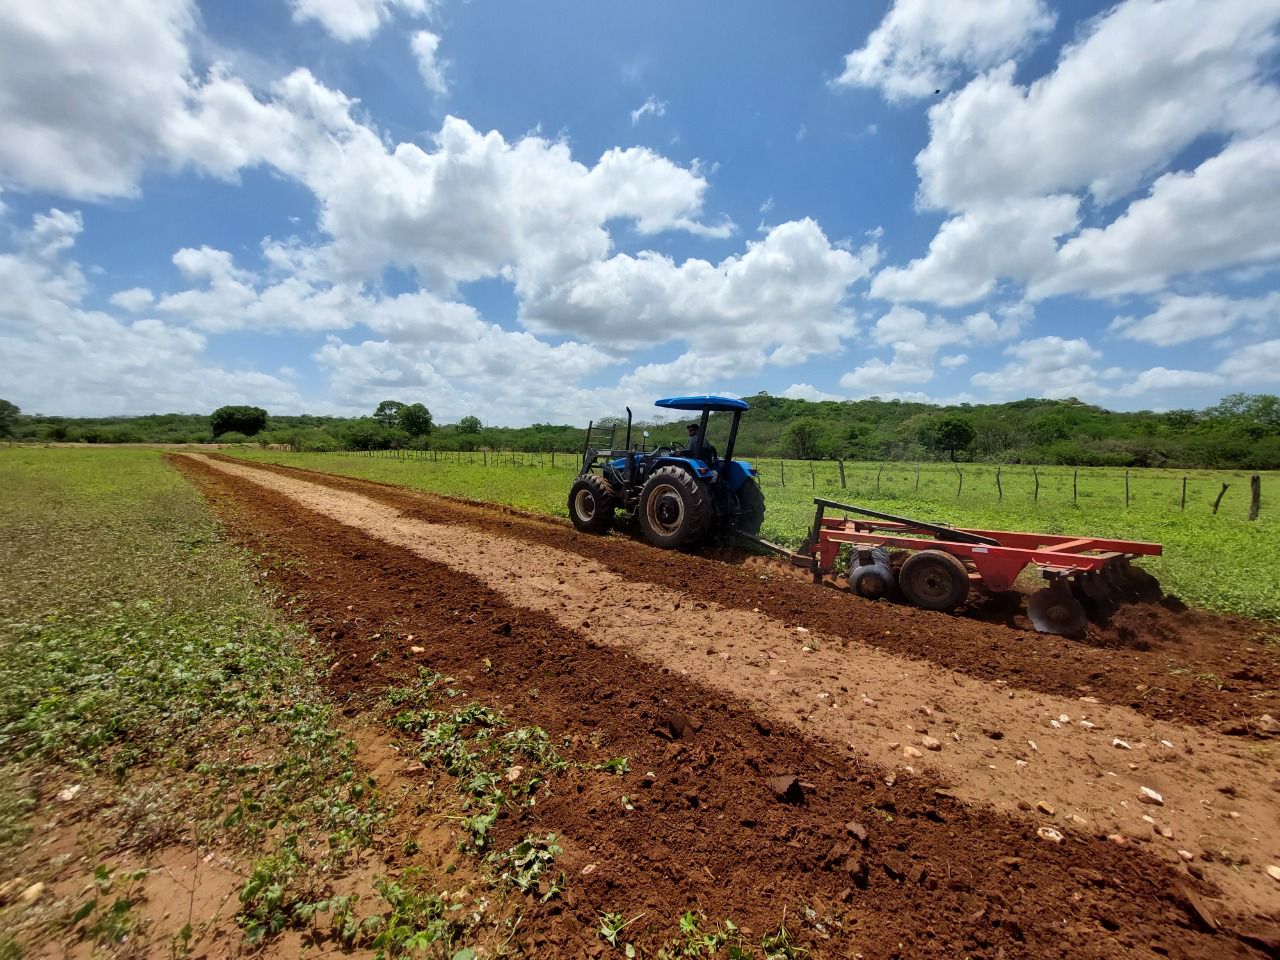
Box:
574 489 595 521
646 484 684 536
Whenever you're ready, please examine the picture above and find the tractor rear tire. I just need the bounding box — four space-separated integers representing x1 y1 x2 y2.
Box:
734 478 766 537
898 549 970 612
568 475 618 534
638 466 712 549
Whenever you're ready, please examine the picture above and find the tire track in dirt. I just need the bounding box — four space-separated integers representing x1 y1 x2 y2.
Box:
177 454 1277 959
210 454 1280 735
188 454 1280 926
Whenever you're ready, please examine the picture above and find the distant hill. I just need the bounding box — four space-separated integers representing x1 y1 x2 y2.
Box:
5 393 1278 470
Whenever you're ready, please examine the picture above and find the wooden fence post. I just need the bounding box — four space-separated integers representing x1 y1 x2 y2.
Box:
780 460 786 486
838 459 846 489
1249 474 1261 521
876 462 884 493
996 465 1003 501
1032 466 1039 503
1180 476 1187 511
954 464 964 498
810 461 815 489
1073 468 1078 503
915 464 921 493
1212 483 1229 515
1124 469 1130 508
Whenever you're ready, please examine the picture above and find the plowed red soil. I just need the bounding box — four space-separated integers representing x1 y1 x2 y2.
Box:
210 454 1280 732
175 455 1280 958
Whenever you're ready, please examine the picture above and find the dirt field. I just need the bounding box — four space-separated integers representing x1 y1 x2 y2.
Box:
177 453 1280 957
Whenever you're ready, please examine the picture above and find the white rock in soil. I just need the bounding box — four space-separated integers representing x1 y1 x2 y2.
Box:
921 736 942 751
1036 800 1056 816
1080 721 1096 731
1112 738 1132 750
1037 826 1064 843
409 646 425 654
19 882 45 905
903 746 924 760
1058 714 1071 724
1138 786 1164 806
1266 865 1280 882
1178 850 1195 862
56 785 82 802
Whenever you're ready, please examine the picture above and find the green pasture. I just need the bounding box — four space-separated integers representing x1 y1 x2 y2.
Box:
225 447 1280 622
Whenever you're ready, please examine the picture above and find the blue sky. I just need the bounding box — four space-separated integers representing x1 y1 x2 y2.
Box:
1 0 1278 424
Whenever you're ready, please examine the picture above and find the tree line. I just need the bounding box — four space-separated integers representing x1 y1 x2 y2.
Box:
3 393 1278 470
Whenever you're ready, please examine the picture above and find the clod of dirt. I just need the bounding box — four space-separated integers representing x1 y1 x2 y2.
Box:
0 878 27 905
1179 886 1219 931
1256 714 1280 737
765 775 805 804
655 711 697 740
844 819 869 844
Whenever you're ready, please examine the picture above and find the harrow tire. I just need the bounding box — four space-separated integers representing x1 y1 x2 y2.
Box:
638 466 712 549
899 549 970 612
734 478 766 538
568 474 618 534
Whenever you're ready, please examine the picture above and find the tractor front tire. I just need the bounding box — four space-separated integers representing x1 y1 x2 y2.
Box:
638 466 712 549
734 478 766 538
568 475 618 534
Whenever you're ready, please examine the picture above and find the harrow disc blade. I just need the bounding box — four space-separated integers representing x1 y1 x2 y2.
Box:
1078 571 1115 606
1124 564 1163 603
1028 583 1089 637
1104 560 1140 601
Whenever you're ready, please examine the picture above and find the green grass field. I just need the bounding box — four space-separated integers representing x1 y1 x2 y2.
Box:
0 447 386 953
226 448 1280 622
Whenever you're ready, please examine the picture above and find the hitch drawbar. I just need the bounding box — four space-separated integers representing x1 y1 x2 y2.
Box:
741 497 1164 637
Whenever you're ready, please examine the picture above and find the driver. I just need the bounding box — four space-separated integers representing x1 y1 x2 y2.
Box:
683 422 700 454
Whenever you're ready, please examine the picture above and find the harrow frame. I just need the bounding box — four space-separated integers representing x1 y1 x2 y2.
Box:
802 497 1162 592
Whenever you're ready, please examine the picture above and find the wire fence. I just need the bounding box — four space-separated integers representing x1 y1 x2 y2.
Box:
324 448 1267 519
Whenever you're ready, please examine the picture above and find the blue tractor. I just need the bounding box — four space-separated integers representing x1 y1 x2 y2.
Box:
568 396 765 549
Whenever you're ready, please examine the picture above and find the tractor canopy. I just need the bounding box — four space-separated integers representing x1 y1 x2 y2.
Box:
654 396 750 412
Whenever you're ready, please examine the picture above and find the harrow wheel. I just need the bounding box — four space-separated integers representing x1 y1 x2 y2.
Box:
1028 581 1088 637
898 549 970 612
568 474 618 534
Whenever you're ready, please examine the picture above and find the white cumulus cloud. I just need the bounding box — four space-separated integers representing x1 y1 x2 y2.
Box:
836 0 1055 101
410 30 447 95
916 0 1280 210
290 0 435 42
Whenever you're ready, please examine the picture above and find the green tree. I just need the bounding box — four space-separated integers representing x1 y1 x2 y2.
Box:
398 403 434 437
781 419 824 460
457 415 482 434
1030 414 1070 446
373 400 405 427
0 399 18 438
929 417 976 461
210 405 267 437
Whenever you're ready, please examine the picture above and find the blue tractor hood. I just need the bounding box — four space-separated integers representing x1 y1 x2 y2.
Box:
655 395 750 412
